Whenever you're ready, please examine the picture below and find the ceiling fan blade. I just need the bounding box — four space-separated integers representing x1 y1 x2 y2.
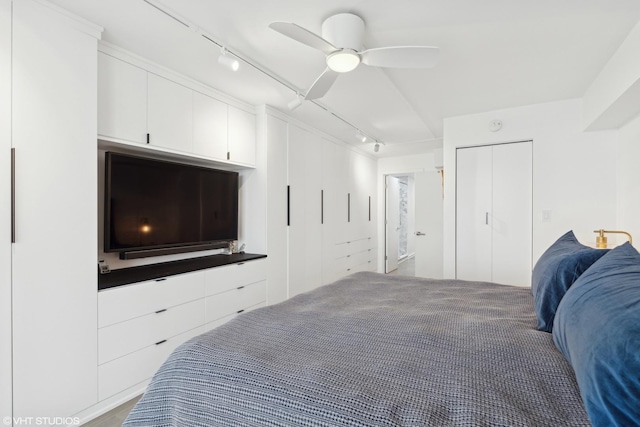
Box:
360 46 440 68
304 68 339 100
269 22 336 54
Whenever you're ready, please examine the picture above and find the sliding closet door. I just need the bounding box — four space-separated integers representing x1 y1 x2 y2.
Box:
492 142 532 286
456 145 493 282
0 0 12 419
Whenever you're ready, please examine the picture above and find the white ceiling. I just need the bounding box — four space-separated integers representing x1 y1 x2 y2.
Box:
49 0 640 157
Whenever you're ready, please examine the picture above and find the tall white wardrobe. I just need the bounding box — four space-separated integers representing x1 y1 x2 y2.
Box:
1 0 101 422
456 141 532 286
262 108 377 304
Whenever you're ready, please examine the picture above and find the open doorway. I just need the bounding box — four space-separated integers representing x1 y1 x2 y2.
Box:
385 174 416 275
385 171 443 278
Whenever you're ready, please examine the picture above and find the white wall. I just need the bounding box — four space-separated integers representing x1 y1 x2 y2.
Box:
443 98 618 279
377 153 436 272
617 112 640 242
583 20 640 131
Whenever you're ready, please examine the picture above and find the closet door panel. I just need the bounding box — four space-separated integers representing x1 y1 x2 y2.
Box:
455 146 492 282
11 0 98 416
265 115 288 304
492 142 532 286
288 125 322 297
0 0 11 419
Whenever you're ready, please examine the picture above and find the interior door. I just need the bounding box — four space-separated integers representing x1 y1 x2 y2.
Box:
414 171 443 279
385 175 400 273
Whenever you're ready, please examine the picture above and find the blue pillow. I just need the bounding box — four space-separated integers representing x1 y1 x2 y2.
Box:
531 230 608 332
553 242 640 426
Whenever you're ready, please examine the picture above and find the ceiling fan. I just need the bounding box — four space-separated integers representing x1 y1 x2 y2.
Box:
269 12 439 103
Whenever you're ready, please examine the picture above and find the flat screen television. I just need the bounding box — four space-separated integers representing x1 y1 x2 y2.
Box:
104 152 239 259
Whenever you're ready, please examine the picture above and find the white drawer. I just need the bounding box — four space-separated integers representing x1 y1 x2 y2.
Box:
98 270 205 328
98 298 205 365
205 259 266 296
98 325 205 401
205 280 266 323
203 300 267 333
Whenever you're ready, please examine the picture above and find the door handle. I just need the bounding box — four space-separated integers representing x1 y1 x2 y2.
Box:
415 231 426 236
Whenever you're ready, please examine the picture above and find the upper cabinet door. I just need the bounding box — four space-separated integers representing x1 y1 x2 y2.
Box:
147 73 193 153
193 91 228 160
98 53 147 144
228 105 256 166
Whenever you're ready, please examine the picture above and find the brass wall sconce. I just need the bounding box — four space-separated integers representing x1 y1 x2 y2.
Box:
593 229 633 249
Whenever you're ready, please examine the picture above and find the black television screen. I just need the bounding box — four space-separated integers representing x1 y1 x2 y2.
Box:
104 152 238 258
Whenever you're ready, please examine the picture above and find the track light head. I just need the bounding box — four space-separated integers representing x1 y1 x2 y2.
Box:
218 47 239 71
355 131 367 143
374 143 380 153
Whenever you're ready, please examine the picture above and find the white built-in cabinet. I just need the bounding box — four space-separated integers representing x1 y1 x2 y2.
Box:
288 125 324 296
456 141 532 286
193 91 228 160
96 259 266 403
147 73 194 152
7 0 101 422
0 0 12 420
98 50 256 166
264 110 377 302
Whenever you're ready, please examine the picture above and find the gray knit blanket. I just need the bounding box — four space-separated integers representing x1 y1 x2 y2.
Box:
123 272 589 426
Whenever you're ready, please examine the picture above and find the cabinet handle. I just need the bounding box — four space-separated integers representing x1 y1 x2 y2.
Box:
321 189 324 225
227 151 230 160
237 286 245 290
155 339 167 345
237 262 245 266
347 193 351 223
155 278 167 282
11 148 15 243
237 309 245 314
368 196 371 222
485 212 489 225
146 133 150 144
287 185 290 226
155 309 167 314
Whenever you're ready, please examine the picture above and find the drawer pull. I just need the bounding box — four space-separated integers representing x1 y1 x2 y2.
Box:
237 286 245 290
237 309 245 314
155 278 167 282
155 309 167 314
155 339 167 346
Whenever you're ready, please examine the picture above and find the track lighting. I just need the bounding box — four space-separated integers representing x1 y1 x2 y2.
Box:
355 131 367 143
288 93 303 110
374 143 380 153
218 47 239 71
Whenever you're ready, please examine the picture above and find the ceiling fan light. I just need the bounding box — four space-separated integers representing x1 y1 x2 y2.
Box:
327 49 360 73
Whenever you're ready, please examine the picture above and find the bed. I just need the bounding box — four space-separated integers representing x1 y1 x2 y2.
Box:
123 271 594 426
123 230 640 426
